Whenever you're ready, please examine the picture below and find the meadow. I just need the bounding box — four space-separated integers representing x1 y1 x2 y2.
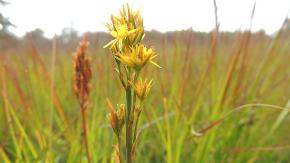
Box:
0 7 290 163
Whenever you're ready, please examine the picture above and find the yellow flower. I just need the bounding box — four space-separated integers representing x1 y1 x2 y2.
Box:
111 24 134 40
103 24 138 49
116 44 161 70
103 5 144 50
130 78 153 101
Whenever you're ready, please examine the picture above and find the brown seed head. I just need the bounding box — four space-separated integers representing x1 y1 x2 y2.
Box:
73 38 92 108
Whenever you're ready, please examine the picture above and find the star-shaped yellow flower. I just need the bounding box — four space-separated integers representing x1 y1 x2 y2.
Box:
103 24 138 50
116 44 161 70
130 78 153 101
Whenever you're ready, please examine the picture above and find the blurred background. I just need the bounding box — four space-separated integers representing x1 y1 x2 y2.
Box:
0 0 290 162
1 0 290 37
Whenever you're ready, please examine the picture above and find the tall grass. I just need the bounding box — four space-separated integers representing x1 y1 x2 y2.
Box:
0 4 290 163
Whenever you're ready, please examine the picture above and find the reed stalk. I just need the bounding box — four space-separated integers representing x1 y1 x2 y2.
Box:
73 37 92 162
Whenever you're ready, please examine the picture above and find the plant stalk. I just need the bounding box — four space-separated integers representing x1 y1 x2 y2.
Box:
117 135 122 162
81 106 91 163
125 86 133 163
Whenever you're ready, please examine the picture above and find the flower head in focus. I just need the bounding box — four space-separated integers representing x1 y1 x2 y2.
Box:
130 78 153 101
116 44 161 71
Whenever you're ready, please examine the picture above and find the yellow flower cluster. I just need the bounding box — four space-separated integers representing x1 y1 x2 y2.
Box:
104 5 160 101
117 44 160 71
104 5 160 161
103 5 143 50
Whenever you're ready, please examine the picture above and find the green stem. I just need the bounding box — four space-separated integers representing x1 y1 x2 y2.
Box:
133 109 141 142
125 86 133 163
117 135 122 162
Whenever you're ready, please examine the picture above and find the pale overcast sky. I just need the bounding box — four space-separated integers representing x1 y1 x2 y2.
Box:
1 0 290 38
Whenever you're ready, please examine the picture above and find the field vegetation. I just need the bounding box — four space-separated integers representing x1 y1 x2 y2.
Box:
0 4 290 163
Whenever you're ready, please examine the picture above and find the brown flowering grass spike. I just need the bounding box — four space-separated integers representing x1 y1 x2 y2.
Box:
73 37 92 162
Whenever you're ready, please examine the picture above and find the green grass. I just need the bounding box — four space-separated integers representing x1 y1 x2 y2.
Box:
0 27 290 163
